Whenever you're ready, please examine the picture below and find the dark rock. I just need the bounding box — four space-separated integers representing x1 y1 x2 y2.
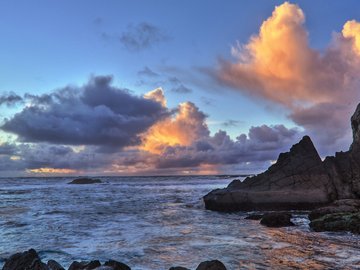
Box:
68 178 102 185
309 199 360 221
2 249 48 270
260 212 295 227
104 260 131 270
169 267 190 270
47 260 64 270
204 136 334 211
244 214 263 220
204 103 360 212
196 260 227 270
68 260 101 270
309 212 360 234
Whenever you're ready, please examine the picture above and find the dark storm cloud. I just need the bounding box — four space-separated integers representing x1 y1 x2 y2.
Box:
0 142 17 155
1 75 169 148
120 22 168 51
0 92 23 107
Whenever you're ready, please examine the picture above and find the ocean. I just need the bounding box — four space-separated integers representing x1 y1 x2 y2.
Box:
0 176 359 269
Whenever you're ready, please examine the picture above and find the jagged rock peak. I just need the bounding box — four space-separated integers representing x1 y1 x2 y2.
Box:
350 103 360 152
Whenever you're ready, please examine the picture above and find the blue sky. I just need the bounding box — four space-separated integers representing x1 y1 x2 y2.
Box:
1 1 360 175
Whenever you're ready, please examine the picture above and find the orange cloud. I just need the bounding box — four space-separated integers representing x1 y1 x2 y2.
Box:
219 2 360 107
144 87 167 107
27 167 77 174
141 101 209 154
342 20 360 55
217 2 360 152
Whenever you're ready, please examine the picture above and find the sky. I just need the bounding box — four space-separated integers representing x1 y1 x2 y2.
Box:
1 0 360 176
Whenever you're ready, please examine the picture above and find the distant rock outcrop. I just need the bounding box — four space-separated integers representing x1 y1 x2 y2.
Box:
68 178 102 185
204 103 360 212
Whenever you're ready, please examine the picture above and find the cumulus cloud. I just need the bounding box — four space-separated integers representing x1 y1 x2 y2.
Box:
217 2 360 154
0 73 304 176
153 125 301 170
120 22 169 51
1 76 168 149
141 100 209 154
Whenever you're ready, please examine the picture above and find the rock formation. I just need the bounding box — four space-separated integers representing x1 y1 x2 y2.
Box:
68 178 102 185
204 103 360 212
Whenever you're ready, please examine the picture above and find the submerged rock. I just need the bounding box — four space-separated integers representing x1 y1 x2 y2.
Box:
260 213 294 227
196 260 227 270
204 103 360 212
2 249 48 270
68 178 102 185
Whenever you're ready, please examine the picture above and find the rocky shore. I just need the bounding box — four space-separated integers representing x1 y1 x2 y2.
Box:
204 103 360 233
1 249 227 270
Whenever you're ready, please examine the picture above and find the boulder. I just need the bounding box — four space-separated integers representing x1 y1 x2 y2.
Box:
196 260 227 270
309 212 360 234
2 249 48 270
309 199 360 221
204 103 360 212
47 260 65 270
103 260 131 270
68 178 102 185
68 261 101 270
260 213 294 227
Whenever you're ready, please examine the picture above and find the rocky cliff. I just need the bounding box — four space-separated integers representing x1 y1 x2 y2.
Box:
204 104 360 211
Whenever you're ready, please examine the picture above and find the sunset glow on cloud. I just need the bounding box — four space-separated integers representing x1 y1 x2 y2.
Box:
218 2 360 152
141 99 208 154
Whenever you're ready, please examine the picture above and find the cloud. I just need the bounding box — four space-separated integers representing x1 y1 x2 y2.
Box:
138 66 159 77
171 84 192 94
120 22 168 51
154 124 301 170
0 82 304 176
144 87 167 107
141 101 209 154
216 2 360 154
222 120 241 127
0 92 23 107
1 76 168 149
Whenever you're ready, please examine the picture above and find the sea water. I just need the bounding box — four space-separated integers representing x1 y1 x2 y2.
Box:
0 176 359 270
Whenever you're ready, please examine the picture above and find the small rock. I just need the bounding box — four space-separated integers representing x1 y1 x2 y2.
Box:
68 178 102 185
169 267 190 270
104 260 131 270
68 260 101 270
47 260 65 270
3 249 48 270
196 260 227 270
244 214 263 220
260 213 295 227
